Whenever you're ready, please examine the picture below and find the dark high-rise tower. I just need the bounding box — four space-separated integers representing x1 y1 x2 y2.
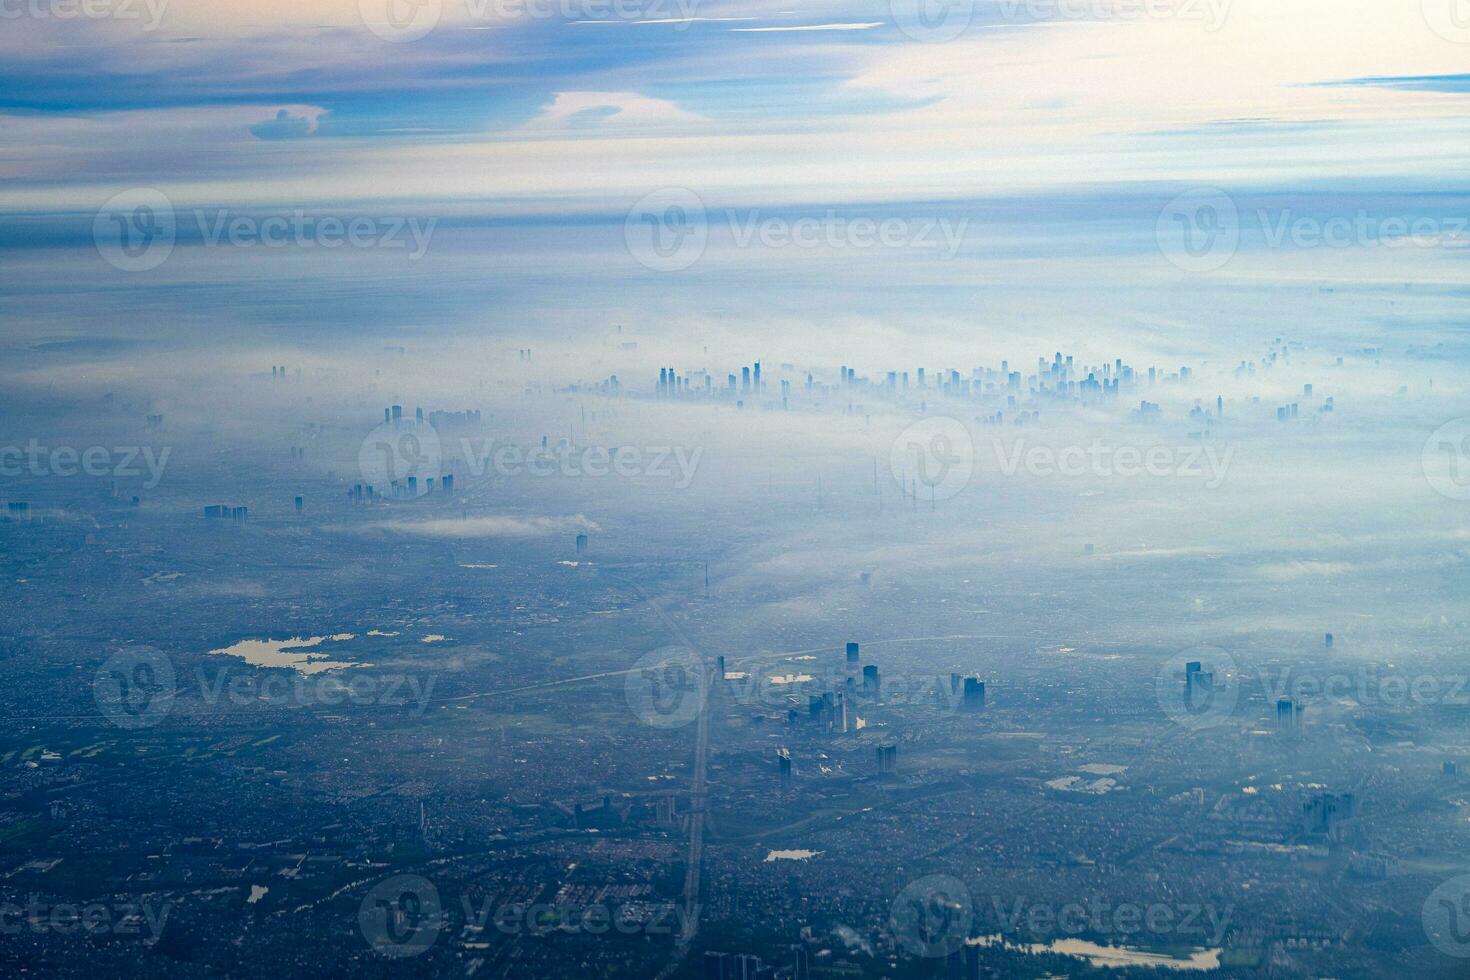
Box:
962 677 985 711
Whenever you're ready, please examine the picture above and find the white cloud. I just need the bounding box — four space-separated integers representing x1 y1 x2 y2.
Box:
354 515 601 538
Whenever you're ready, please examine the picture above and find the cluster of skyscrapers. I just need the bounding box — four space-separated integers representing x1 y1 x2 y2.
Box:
641 350 1226 422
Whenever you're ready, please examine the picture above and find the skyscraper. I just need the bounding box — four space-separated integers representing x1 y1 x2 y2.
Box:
1276 697 1303 736
877 742 897 776
1185 661 1214 708
845 641 859 664
704 951 730 980
962 677 985 711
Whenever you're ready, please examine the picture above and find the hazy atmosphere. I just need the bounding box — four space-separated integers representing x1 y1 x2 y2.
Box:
1 1 1469 978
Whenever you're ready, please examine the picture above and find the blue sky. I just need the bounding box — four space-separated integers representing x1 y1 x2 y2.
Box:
1 0 1467 212
1 0 1467 389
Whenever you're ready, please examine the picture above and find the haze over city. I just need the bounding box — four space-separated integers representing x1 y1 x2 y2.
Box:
2 1 1469 977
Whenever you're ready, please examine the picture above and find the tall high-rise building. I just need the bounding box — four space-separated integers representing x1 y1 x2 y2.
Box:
777 748 792 790
1302 792 1357 837
1276 697 1303 736
862 664 880 697
792 946 810 980
962 677 985 711
704 951 731 980
877 742 897 776
845 641 860 664
1185 661 1214 708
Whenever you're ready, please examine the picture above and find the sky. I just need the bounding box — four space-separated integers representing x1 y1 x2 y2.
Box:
0 0 1466 398
1 0 1468 212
